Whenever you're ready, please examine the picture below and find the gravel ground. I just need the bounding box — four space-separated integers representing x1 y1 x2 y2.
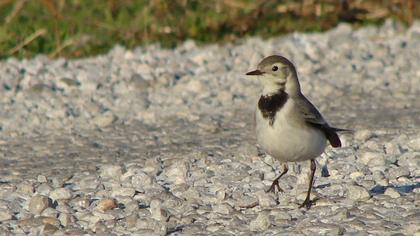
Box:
0 19 419 235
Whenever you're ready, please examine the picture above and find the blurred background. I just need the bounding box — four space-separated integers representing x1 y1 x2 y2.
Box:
0 0 418 59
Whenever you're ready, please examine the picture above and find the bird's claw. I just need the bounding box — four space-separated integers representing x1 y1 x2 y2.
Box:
298 198 313 209
266 180 284 193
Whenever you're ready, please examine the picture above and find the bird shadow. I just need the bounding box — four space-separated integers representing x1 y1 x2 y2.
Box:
370 182 420 195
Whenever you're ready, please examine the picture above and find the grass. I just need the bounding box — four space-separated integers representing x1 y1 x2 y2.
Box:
0 0 418 59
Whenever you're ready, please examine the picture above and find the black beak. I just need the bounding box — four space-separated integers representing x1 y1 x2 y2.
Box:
246 70 264 76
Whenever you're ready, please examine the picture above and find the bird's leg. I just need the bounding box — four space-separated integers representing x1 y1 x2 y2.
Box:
266 163 288 193
299 159 316 209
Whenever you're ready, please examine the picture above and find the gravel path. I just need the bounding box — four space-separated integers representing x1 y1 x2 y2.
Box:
0 19 419 235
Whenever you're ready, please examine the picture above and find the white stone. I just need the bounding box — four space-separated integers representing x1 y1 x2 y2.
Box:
407 137 420 150
150 199 165 221
250 212 271 231
100 165 123 180
28 195 51 215
165 161 188 185
384 188 400 198
347 185 371 201
359 152 385 166
58 213 73 227
0 210 12 221
255 190 277 208
355 130 374 142
111 187 136 198
49 188 72 201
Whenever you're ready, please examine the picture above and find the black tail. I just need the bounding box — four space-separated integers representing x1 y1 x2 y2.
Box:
308 123 351 148
324 128 342 148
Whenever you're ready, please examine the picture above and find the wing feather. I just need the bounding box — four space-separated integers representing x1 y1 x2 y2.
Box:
295 95 344 148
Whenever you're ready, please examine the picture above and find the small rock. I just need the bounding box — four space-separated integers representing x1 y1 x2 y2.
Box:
92 211 116 221
212 203 232 215
347 185 371 201
111 187 136 198
131 171 152 190
355 130 374 142
359 152 385 166
0 210 13 221
165 161 188 185
49 188 72 201
142 158 160 175
37 175 48 183
124 200 140 213
384 188 400 198
41 216 61 227
388 167 410 180
96 198 118 212
70 196 90 209
36 183 53 195
100 165 123 180
93 112 116 127
255 190 277 207
58 213 73 227
40 223 59 235
93 221 109 233
270 210 292 221
349 171 364 180
407 137 420 151
41 207 58 218
29 195 51 215
150 199 166 221
125 213 138 228
17 182 34 195
55 201 73 214
250 212 271 231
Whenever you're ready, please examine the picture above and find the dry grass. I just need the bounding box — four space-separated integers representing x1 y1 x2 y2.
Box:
0 0 418 58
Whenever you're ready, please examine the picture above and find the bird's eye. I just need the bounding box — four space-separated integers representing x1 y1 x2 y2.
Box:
272 66 278 71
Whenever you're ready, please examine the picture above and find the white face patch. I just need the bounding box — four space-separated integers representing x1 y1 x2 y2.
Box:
259 73 286 95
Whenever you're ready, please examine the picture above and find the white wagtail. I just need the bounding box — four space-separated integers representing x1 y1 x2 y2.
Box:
246 55 348 209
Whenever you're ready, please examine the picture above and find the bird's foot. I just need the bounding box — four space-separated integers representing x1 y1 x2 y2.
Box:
298 198 313 209
266 179 284 193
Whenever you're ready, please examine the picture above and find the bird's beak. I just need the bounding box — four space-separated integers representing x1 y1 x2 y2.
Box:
246 70 264 76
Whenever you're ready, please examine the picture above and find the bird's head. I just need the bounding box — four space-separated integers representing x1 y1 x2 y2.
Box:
246 55 301 96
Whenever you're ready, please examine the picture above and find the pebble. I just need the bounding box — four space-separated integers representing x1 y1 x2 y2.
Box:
28 195 51 215
100 165 123 181
95 198 118 212
111 187 136 198
165 161 188 185
355 130 374 142
150 199 166 221
250 212 271 231
347 185 371 201
407 137 420 150
0 210 13 221
49 188 73 201
41 207 58 218
36 183 53 195
16 183 34 196
255 190 278 208
40 223 59 235
37 175 48 183
359 152 385 166
58 213 73 227
384 188 401 198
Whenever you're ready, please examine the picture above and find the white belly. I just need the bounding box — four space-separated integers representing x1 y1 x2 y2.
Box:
255 100 326 162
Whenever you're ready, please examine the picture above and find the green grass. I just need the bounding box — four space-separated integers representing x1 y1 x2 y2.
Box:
0 0 418 59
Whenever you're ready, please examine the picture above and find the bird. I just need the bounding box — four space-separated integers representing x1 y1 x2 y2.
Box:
246 55 348 209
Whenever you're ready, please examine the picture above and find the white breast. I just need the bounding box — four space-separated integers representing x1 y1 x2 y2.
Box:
255 99 327 162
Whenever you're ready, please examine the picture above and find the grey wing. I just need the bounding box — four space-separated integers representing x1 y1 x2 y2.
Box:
295 96 327 126
295 96 343 148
